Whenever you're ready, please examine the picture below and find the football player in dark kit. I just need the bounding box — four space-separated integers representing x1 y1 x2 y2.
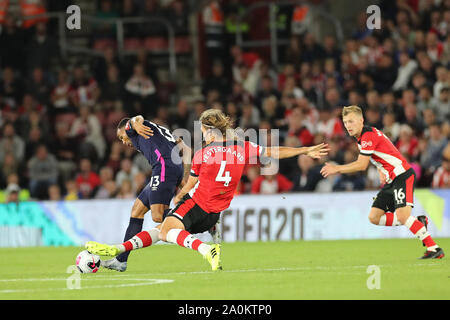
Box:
102 115 191 271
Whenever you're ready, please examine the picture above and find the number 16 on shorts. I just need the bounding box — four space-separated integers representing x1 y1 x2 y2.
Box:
394 188 405 205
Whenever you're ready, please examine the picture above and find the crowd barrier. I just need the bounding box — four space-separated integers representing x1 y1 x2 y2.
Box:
0 189 449 247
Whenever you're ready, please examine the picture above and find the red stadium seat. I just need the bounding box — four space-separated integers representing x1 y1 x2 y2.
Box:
143 37 168 52
93 39 116 51
124 38 142 50
174 36 191 54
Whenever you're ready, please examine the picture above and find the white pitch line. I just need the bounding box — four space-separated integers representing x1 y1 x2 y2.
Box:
0 279 174 294
95 262 441 277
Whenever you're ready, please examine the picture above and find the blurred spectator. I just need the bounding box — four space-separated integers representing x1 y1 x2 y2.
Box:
316 108 345 139
0 66 22 108
373 53 398 93
287 108 314 146
70 106 106 160
139 0 166 36
25 67 51 107
416 85 438 114
25 22 59 71
404 103 424 133
382 112 401 142
70 66 101 109
94 166 116 199
202 1 225 65
94 0 119 39
364 107 383 129
420 122 448 173
396 124 419 160
0 16 26 72
284 35 302 67
92 46 122 84
28 144 59 199
0 153 19 189
50 69 73 114
75 158 101 199
5 183 20 203
392 51 418 91
279 136 301 181
115 158 139 188
116 179 134 199
203 60 231 100
105 141 124 174
100 64 124 112
235 62 261 97
124 63 157 117
432 143 450 188
291 155 323 191
381 91 405 123
133 171 147 195
25 126 46 161
433 65 448 99
50 121 77 183
261 96 284 129
229 82 253 106
251 173 293 194
301 33 325 62
238 103 260 130
165 0 189 36
171 99 190 130
64 180 80 201
436 87 450 120
0 122 25 164
48 184 62 201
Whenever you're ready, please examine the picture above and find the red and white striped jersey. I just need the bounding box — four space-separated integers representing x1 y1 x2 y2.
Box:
432 166 450 188
189 140 264 213
357 126 411 184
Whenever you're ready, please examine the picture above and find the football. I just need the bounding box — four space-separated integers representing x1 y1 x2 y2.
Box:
76 250 101 273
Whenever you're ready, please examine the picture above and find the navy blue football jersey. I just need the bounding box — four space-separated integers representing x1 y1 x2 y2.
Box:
125 120 183 176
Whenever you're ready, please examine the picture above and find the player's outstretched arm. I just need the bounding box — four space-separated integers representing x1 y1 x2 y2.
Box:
174 175 198 205
320 154 371 178
264 143 330 160
130 115 153 139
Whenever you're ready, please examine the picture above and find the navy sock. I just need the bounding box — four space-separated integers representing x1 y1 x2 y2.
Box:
163 208 171 220
116 217 144 262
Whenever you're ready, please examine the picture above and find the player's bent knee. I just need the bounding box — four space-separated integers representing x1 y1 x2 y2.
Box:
151 211 163 223
368 215 380 225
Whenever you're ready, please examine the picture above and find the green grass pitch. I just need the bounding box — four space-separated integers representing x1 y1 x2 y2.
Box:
1 238 449 300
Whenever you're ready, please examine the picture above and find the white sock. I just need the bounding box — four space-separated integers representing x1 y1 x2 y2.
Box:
378 212 402 226
198 243 211 256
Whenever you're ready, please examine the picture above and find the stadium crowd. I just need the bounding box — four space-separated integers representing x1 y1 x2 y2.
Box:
0 0 450 203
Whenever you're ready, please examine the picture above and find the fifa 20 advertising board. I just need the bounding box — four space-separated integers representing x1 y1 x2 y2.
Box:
0 190 449 246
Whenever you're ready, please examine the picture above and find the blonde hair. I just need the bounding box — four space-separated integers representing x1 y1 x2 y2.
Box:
342 105 363 118
199 109 234 135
